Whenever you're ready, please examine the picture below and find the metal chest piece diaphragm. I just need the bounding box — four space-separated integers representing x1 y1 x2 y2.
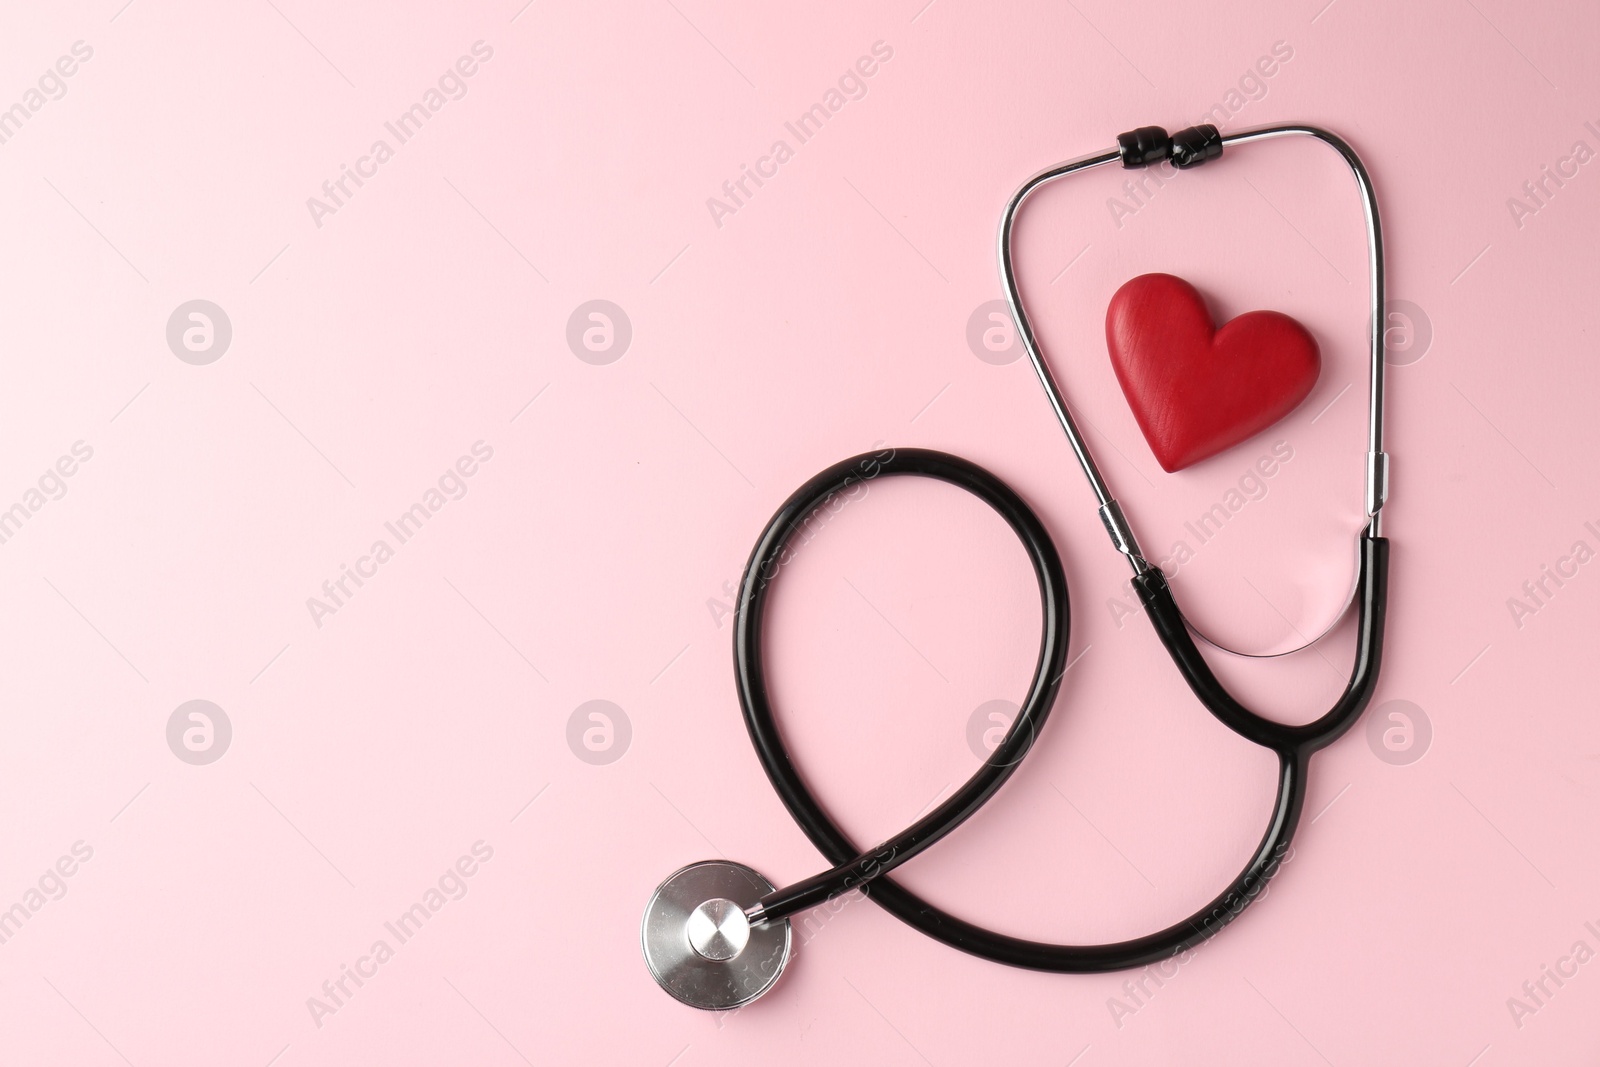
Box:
641 861 791 1010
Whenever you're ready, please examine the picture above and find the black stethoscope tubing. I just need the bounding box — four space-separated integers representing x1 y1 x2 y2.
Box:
736 446 1388 972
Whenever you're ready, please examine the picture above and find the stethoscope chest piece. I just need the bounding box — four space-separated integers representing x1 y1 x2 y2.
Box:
641 861 791 1010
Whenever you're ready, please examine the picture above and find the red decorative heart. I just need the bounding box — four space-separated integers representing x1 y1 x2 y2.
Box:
1106 273 1320 473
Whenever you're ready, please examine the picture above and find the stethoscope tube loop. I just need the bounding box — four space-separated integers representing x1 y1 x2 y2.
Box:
734 448 1387 972
735 448 1072 925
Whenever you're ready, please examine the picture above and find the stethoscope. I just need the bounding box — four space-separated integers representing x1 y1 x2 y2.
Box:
643 123 1390 1010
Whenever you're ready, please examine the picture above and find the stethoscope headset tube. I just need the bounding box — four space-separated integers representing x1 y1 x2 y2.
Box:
643 122 1392 1005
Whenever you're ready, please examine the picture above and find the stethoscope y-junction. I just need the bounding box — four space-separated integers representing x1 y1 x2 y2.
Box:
643 123 1391 1010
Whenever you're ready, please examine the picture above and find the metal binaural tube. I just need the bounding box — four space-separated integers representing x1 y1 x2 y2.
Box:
996 147 1151 574
997 124 1390 559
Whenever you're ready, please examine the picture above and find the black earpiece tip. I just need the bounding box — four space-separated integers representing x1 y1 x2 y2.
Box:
1170 124 1223 168
1117 126 1171 169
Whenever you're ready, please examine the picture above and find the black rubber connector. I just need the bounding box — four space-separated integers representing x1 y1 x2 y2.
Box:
1117 125 1171 168
1170 124 1224 168
1117 123 1225 169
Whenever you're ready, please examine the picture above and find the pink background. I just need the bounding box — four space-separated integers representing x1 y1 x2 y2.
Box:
1 0 1597 1063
